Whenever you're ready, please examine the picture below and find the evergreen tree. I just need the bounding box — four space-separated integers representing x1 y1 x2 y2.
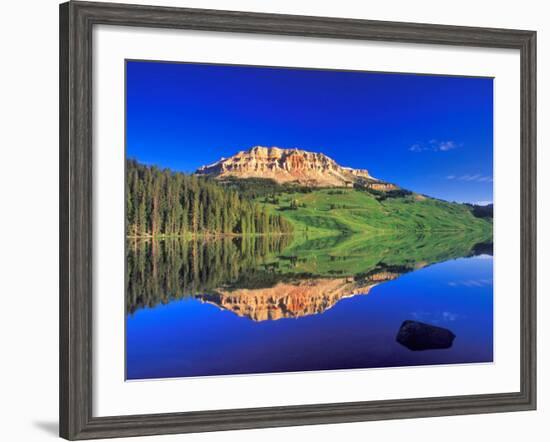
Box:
126 160 293 237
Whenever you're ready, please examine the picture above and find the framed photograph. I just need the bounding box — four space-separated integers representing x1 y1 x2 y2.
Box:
59 1 536 439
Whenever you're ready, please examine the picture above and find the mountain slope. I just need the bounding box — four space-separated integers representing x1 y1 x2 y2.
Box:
257 188 492 238
194 146 492 238
196 146 397 189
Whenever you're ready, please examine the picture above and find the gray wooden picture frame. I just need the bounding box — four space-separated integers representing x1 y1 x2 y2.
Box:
59 1 537 439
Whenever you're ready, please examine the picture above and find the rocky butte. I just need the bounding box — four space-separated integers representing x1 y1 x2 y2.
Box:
196 146 398 189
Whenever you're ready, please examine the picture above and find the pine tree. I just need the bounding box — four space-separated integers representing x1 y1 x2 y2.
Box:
126 160 293 238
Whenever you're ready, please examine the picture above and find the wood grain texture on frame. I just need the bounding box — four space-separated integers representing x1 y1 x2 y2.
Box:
59 1 536 439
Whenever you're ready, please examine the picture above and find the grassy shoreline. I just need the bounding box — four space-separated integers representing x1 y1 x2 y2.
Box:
126 188 492 242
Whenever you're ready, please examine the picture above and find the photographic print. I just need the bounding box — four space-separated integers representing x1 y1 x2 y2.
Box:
125 60 494 380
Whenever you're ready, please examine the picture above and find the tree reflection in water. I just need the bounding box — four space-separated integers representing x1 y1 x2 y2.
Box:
126 231 493 320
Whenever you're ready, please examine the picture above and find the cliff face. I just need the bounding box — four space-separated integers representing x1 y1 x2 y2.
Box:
197 272 400 321
196 146 380 188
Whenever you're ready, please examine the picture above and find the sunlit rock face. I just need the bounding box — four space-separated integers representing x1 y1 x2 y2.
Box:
197 272 401 321
196 146 384 188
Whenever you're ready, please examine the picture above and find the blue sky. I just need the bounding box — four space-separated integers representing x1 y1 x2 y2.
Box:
127 60 493 204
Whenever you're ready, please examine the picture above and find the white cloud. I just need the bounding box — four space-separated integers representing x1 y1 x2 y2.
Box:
477 176 493 182
408 143 425 152
410 139 460 153
436 140 457 151
447 174 493 183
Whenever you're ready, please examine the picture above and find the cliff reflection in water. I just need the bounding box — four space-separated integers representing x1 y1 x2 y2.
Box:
196 274 400 321
126 235 293 314
126 231 492 321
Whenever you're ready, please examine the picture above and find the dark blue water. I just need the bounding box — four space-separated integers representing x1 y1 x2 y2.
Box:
126 255 493 380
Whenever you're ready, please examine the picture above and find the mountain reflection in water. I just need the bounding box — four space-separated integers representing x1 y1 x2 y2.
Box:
126 231 492 320
126 231 493 379
196 275 398 321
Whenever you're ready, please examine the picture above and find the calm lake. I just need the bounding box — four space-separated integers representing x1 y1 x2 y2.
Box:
126 233 493 380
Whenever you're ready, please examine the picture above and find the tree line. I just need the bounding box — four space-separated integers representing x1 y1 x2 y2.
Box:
126 160 293 237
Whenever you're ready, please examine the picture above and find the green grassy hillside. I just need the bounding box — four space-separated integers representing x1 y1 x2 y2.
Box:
256 188 492 238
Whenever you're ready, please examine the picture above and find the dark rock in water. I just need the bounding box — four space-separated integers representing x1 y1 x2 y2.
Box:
396 320 456 351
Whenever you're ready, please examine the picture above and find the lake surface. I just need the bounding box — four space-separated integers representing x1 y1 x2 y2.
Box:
126 233 493 380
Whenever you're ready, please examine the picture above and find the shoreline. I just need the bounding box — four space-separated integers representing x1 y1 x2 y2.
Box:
126 226 492 241
126 232 294 240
